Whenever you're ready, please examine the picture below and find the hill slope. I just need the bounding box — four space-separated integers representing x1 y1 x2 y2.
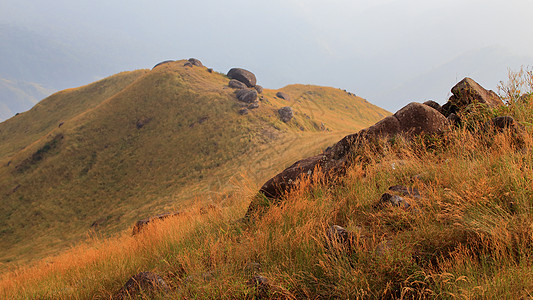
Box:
0 60 389 268
0 70 531 299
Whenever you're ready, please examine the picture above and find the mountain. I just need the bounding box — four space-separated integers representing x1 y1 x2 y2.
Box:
0 60 389 267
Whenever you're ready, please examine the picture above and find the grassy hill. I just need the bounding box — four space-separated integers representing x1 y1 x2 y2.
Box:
0 68 531 299
0 60 389 270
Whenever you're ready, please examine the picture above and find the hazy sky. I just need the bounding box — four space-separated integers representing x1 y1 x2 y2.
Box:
1 0 533 111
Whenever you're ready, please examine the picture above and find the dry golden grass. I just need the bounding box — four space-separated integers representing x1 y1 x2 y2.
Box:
0 60 389 272
0 67 532 299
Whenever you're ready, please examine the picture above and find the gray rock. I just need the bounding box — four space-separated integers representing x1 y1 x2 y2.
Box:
443 77 503 116
236 88 258 103
113 272 169 299
248 101 260 109
188 58 203 67
326 225 350 244
183 62 193 67
255 85 263 94
227 68 257 87
278 106 294 122
447 113 461 126
388 185 421 199
229 79 247 89
239 108 249 115
276 91 290 101
423 100 442 114
377 193 410 209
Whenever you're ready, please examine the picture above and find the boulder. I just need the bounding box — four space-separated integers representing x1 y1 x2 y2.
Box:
376 193 410 209
443 77 503 115
276 92 290 101
388 185 420 199
423 100 442 114
257 155 325 199
248 101 260 109
132 212 180 236
278 106 294 123
326 225 351 244
227 68 257 87
152 60 174 70
239 108 249 115
236 88 258 103
183 62 193 67
113 272 169 299
255 85 263 94
394 102 449 136
229 79 247 89
188 58 203 67
247 102 450 216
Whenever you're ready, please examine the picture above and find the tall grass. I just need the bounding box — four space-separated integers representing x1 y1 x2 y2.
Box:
1 68 532 299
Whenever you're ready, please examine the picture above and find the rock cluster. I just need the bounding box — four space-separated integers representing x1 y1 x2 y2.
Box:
113 272 169 299
278 107 294 123
246 77 507 218
227 68 257 87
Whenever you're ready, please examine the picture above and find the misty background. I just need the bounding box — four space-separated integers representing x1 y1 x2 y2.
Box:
1 0 533 121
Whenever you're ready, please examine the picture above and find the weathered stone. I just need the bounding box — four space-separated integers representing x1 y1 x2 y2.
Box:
229 79 247 89
188 58 203 67
207 68 213 73
227 68 256 87
257 155 324 199
236 88 258 103
389 185 421 199
239 108 249 115
377 193 410 209
276 91 290 101
113 272 169 299
447 113 461 126
152 60 174 70
183 62 193 67
278 106 294 122
255 85 263 94
132 212 180 235
247 102 450 218
326 225 350 244
423 100 442 114
394 102 449 136
443 77 503 115
248 101 260 109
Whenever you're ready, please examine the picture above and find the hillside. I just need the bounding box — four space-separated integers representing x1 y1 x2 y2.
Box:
0 69 531 299
0 59 389 269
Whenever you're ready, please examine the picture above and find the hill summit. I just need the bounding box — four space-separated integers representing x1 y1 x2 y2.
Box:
0 58 389 267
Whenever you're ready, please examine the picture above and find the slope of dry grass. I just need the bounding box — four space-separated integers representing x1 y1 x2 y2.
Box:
0 68 531 299
0 60 389 270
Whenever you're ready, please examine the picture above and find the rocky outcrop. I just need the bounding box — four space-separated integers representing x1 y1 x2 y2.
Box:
132 212 180 235
227 68 257 87
246 102 449 213
113 272 169 299
236 88 258 103
255 85 263 94
276 92 290 101
278 107 294 122
188 58 203 67
442 77 503 116
229 79 247 89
